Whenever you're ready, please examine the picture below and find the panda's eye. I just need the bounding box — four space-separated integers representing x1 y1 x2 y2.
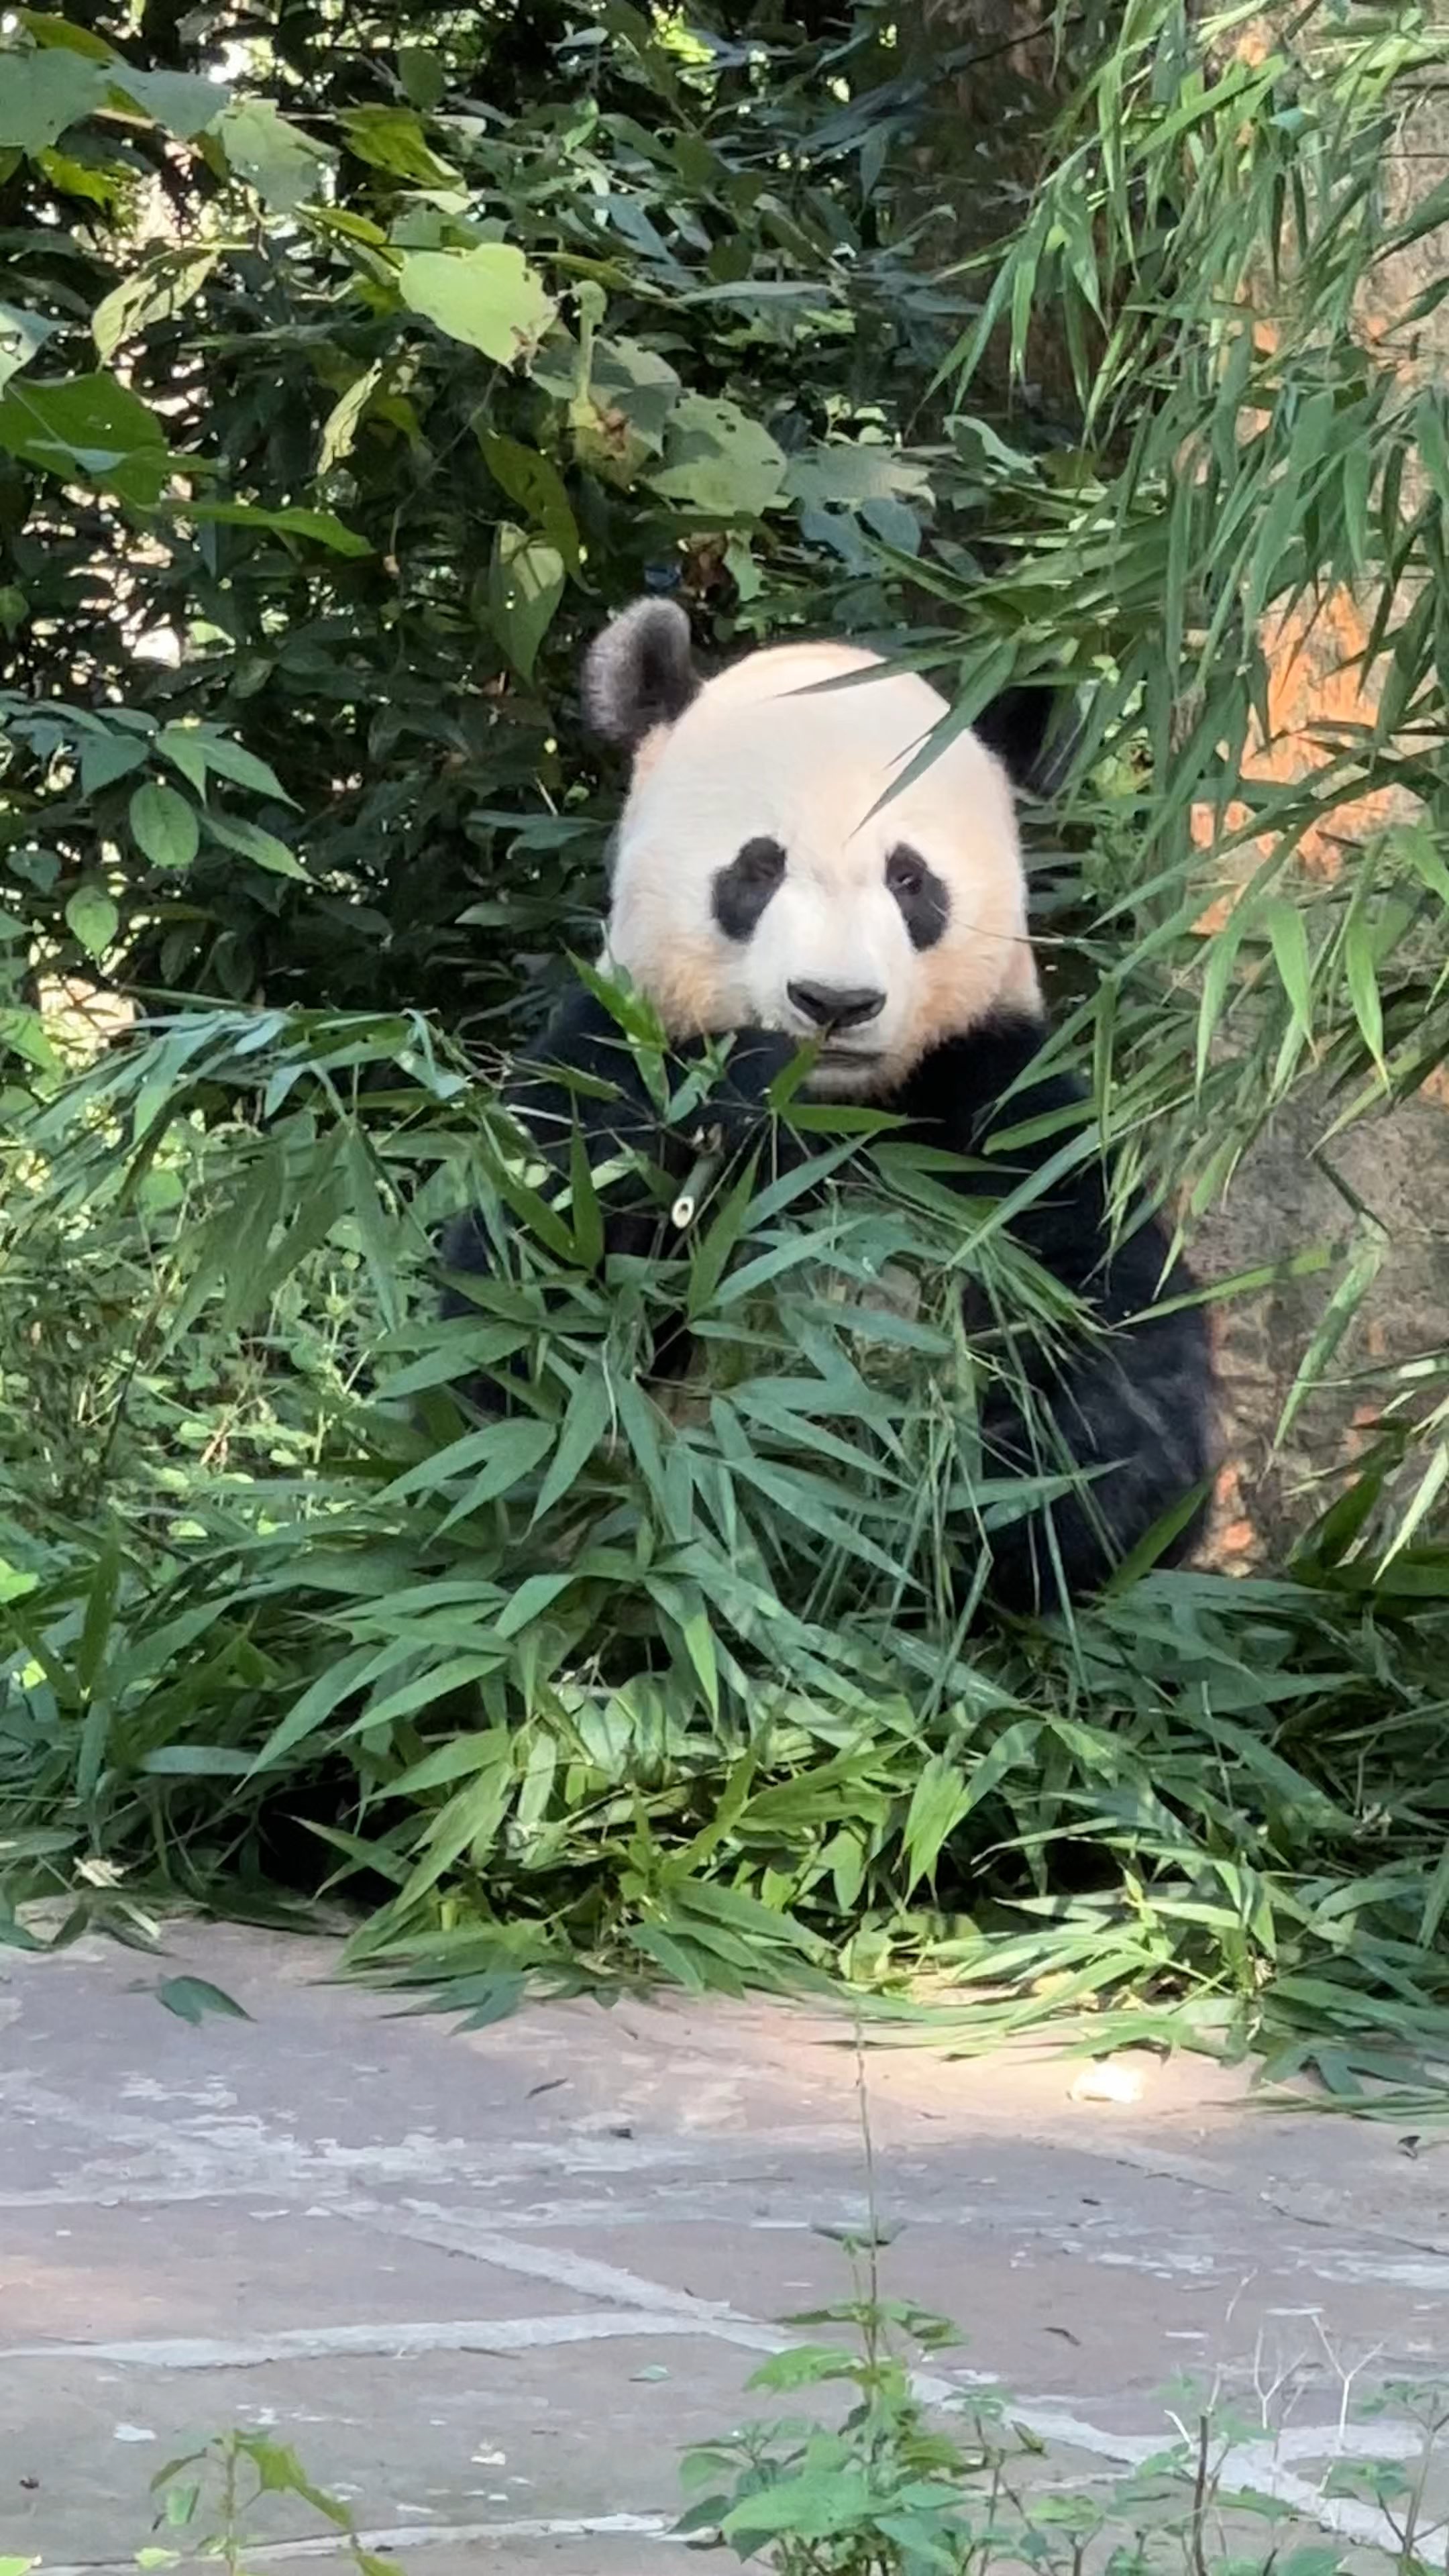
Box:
885 844 950 951
885 845 926 898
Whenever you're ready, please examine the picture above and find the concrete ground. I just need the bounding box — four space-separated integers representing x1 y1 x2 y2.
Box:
5 1925 1449 2575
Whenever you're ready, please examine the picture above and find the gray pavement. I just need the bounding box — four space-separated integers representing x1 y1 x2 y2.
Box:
5 1924 1449 2573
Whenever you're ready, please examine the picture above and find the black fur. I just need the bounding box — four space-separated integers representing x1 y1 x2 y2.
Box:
972 686 1061 795
885 844 950 951
439 991 797 1373
440 987 1214 1615
582 598 700 749
893 1012 1213 1609
712 837 787 941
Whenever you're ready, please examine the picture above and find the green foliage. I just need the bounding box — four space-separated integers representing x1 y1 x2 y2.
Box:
679 2241 1449 2576
147 2428 402 2576
2 1005 1449 2101
0 0 973 1018
3 0 1449 2090
57 2306 1449 2576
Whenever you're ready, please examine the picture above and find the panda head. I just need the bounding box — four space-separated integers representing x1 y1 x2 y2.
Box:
583 597 1064 1098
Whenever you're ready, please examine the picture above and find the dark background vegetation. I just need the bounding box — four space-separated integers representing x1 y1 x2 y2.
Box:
4 0 1449 2100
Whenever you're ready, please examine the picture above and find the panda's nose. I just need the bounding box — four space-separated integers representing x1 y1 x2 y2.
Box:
787 979 886 1032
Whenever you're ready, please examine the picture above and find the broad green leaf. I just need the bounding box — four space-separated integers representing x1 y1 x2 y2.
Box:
398 46 446 109
339 105 456 184
559 334 682 483
488 524 564 679
93 253 219 362
140 1746 254 1775
390 1749 516 1908
386 1731 514 1798
178 500 371 555
110 67 229 138
250 1643 394 1777
0 299 60 397
649 393 787 517
630 1923 710 1992
213 99 335 210
319 362 383 474
478 431 580 570
159 727 292 804
207 812 309 879
1419 1843 1449 1949
746 2343 859 2390
397 245 557 368
0 50 105 150
17 13 117 56
1394 820 1449 908
688 1157 760 1318
129 780 199 871
64 883 119 958
0 1006 58 1074
80 727 148 794
345 1654 502 1737
859 492 919 553
784 443 932 510
722 2470 873 2542
146 1975 252 2025
0 370 168 504
724 531 761 598
677 1599 718 1719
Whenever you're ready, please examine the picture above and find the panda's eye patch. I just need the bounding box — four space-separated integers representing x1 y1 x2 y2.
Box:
736 836 786 880
885 843 949 951
713 836 786 941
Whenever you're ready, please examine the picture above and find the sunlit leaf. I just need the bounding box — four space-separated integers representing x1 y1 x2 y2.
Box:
213 98 335 210
397 244 557 368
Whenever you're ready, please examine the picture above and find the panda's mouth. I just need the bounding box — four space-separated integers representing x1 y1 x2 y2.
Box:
804 1045 890 1098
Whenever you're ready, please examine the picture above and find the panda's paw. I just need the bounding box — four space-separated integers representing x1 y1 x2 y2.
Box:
663 1031 806 1226
709 1026 800 1130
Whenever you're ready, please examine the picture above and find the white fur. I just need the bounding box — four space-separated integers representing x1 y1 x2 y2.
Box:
601 641 1040 1096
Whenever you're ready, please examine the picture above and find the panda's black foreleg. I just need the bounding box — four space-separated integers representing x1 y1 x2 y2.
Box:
475 986 804 1181
975 1293 1214 1612
437 989 676 1413
967 1150 1214 1611
895 1020 1214 1610
438 988 803 1412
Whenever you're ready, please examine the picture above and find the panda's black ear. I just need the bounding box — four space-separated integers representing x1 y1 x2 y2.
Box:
974 685 1075 797
582 598 700 751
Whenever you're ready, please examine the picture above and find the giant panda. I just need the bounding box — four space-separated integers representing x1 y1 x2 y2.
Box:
441 596 1215 1613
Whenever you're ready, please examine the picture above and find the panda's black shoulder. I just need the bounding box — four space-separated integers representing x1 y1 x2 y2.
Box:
886 1008 1080 1154
886 1009 1205 1344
